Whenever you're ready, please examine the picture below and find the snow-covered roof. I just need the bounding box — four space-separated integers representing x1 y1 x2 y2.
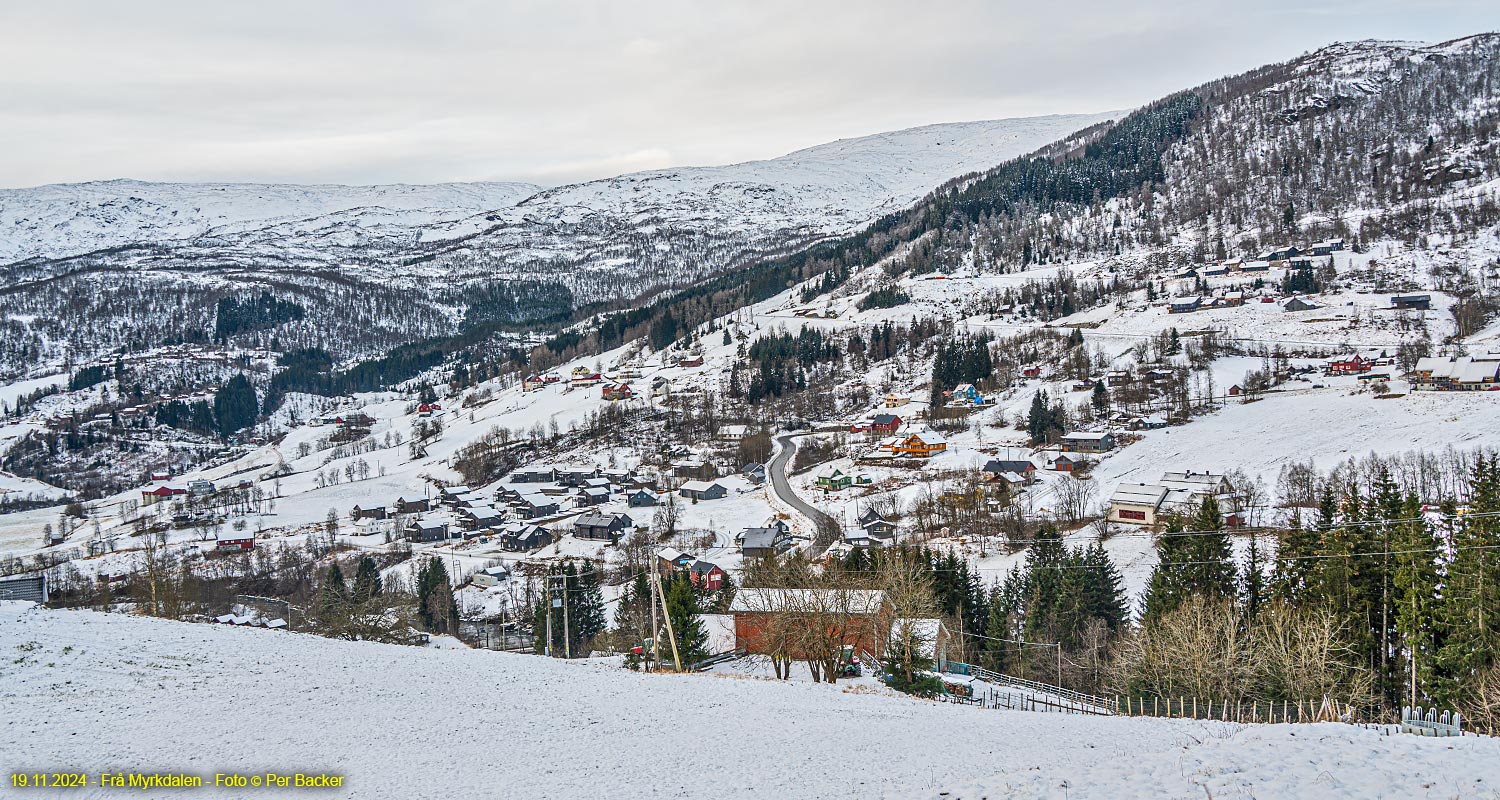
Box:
1109 483 1167 508
728 588 886 615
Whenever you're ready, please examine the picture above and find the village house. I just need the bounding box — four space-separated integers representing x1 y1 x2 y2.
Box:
141 485 187 506
471 565 510 588
1049 453 1086 472
1409 355 1500 391
671 459 717 481
673 354 705 368
516 494 560 519
1283 297 1321 312
499 523 553 552
982 459 1036 484
351 505 388 521
739 519 793 558
1168 296 1202 314
679 480 728 501
741 462 767 484
689 559 727 591
871 413 903 434
857 507 897 543
215 533 255 553
571 372 603 387
405 518 452 543
1391 294 1432 311
1107 471 1239 526
1325 354 1374 376
510 465 557 483
576 487 610 507
884 393 909 408
395 496 431 515
601 382 634 401
1310 238 1345 256
719 424 751 442
522 374 546 392
948 384 985 406
729 588 893 660
656 547 696 577
816 467 853 491
627 488 662 507
892 432 949 459
1058 431 1115 453
573 512 634 543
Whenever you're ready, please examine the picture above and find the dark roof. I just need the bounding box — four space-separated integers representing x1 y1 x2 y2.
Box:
690 559 721 575
983 459 1034 474
872 413 901 425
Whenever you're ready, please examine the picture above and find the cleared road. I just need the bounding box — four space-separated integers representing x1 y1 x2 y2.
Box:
768 434 838 553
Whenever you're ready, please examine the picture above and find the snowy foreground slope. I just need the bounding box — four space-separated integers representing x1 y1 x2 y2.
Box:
2 603 1494 800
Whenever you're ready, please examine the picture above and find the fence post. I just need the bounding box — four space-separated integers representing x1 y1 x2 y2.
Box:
1193 697 1198 719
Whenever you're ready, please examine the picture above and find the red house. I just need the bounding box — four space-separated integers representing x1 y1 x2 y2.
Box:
675 355 704 368
215 536 255 552
689 560 726 591
602 382 634 401
729 588 892 660
141 485 187 506
1325 355 1372 376
1022 366 1042 378
871 414 903 434
1228 384 1242 397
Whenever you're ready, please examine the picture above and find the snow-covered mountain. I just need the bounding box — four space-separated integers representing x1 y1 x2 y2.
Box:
0 113 1115 374
0 115 1113 286
0 180 543 265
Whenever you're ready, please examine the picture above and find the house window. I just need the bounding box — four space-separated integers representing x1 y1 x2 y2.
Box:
1118 509 1147 521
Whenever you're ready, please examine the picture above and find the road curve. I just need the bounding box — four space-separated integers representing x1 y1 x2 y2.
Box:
769 434 839 553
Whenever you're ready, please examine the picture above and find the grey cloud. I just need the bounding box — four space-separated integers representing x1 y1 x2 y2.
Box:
0 0 1494 188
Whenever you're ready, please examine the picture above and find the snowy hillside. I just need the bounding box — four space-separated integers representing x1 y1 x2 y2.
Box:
3 602 1494 800
0 179 541 264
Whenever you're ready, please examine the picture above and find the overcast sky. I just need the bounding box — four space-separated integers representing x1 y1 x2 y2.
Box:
1 1 1493 189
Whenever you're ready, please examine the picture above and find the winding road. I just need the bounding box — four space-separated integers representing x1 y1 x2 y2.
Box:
768 434 839 553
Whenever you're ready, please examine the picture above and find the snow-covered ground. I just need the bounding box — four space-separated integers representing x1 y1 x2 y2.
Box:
3 602 1495 800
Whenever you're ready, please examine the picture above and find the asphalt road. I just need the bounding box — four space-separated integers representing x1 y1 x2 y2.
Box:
769 434 838 553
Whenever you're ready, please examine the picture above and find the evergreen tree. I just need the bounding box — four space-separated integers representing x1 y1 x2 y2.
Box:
1242 532 1265 621
352 556 383 602
214 373 258 437
415 558 456 634
664 573 708 665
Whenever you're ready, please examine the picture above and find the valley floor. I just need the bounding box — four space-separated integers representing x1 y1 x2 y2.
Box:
2 602 1494 800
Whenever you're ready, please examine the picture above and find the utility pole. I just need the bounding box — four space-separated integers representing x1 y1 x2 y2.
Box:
1056 643 1063 688
652 569 682 671
649 566 660 672
544 576 554 658
562 571 572 660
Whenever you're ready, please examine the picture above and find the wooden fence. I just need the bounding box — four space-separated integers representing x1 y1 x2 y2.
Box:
1116 695 1353 724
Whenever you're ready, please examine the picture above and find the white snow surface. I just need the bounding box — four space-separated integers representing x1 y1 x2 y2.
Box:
3 602 1495 800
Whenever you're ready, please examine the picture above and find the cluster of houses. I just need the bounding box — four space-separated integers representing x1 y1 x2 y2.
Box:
864 431 951 461
656 547 728 590
843 507 897 548
1107 471 1241 527
1409 354 1500 392
308 412 375 428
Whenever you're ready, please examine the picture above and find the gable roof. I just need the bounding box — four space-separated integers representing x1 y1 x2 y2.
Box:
728 588 886 615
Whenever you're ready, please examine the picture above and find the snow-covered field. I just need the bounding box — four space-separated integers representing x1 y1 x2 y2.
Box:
2 602 1494 800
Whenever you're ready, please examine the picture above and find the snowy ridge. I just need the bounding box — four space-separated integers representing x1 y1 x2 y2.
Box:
0 113 1115 302
0 179 542 264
